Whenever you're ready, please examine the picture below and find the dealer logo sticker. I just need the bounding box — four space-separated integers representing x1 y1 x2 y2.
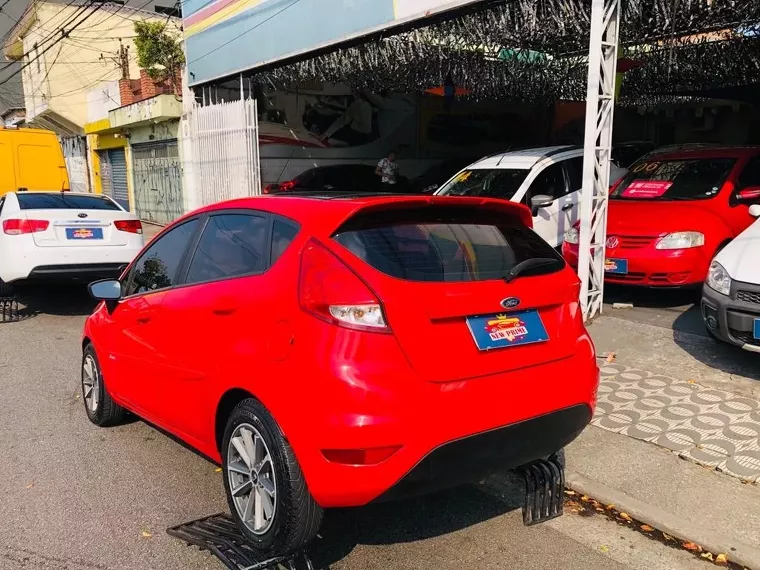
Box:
606 236 620 249
484 315 529 343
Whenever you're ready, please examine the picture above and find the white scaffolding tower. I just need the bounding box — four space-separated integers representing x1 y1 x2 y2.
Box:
578 0 622 321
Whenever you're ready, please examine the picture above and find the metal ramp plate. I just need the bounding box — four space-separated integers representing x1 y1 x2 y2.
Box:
0 297 20 323
167 513 314 570
522 453 565 526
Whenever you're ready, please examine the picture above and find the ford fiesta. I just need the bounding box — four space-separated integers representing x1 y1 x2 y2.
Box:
81 193 599 555
563 147 760 287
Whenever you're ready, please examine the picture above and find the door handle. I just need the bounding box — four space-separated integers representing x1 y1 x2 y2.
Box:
212 298 238 316
136 312 151 324
562 203 574 212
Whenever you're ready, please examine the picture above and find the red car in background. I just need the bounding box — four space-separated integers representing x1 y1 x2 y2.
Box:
81 192 598 555
563 146 760 287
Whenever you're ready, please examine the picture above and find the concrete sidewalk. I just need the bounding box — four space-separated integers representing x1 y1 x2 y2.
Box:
142 221 164 243
563 314 760 567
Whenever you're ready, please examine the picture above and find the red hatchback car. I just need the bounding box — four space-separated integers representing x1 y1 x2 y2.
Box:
563 146 760 287
81 193 598 554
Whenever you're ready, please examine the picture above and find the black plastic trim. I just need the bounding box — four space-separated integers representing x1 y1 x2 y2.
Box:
374 404 592 503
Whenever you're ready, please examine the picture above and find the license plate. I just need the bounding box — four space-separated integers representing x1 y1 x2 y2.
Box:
605 258 628 275
466 309 549 351
66 227 103 240
754 319 760 340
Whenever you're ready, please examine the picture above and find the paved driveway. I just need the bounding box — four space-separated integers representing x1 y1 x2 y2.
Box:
0 286 706 570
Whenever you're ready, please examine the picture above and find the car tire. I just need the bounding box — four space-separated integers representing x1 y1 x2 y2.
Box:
0 278 13 297
81 344 127 427
222 398 323 555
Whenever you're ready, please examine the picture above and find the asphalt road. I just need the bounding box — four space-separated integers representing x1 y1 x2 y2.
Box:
0 285 708 570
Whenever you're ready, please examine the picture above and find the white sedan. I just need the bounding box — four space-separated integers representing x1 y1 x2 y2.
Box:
0 191 144 294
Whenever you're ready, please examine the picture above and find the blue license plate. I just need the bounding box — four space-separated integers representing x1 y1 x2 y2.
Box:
466 309 549 351
754 319 760 340
605 258 628 275
66 227 103 240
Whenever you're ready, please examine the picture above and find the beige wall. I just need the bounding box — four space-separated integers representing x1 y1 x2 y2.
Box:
19 2 181 129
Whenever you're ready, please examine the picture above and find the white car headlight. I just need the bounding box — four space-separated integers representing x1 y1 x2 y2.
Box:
564 227 580 245
706 260 731 296
655 231 705 250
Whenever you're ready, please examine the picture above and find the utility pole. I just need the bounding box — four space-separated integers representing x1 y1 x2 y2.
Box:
118 39 130 80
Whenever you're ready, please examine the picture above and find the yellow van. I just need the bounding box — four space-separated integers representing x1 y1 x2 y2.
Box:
0 127 70 196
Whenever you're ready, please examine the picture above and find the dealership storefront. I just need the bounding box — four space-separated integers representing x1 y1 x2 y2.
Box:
179 0 760 318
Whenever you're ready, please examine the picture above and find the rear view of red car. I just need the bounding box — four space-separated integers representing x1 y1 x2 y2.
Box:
563 146 760 287
81 193 599 555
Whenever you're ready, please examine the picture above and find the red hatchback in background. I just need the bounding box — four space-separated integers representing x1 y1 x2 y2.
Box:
81 193 598 555
563 146 760 287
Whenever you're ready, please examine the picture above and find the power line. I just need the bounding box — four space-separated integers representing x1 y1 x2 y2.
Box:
0 1 106 88
0 1 91 73
188 0 302 64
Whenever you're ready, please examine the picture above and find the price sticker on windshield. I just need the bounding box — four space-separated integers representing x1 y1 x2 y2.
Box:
632 161 661 174
455 171 472 183
621 180 672 198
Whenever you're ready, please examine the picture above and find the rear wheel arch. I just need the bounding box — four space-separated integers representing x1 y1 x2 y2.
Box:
82 336 92 351
215 388 256 453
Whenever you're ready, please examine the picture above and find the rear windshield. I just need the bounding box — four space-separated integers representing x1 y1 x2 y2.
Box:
612 158 736 201
436 169 530 200
333 206 563 282
18 193 122 211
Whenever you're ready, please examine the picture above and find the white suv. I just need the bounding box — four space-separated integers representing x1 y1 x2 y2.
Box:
435 146 628 248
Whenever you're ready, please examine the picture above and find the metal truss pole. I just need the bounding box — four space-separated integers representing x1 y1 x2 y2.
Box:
578 0 621 321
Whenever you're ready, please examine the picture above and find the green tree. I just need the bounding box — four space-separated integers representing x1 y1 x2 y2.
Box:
133 20 185 90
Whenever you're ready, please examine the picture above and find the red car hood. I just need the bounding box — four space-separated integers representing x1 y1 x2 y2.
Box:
607 199 725 235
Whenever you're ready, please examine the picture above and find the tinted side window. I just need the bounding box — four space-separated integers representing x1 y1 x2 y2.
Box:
271 218 299 264
125 219 199 296
565 158 584 191
185 213 269 284
738 156 760 188
530 162 568 199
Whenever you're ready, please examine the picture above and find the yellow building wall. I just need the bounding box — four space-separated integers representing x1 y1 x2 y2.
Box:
20 2 181 129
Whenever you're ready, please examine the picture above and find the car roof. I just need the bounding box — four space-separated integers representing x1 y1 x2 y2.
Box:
180 193 533 236
646 145 760 161
467 146 580 170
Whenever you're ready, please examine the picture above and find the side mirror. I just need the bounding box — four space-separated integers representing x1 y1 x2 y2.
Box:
88 279 122 301
737 186 760 203
531 194 554 216
750 204 760 218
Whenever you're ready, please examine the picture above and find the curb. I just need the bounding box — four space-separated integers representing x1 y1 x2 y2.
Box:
566 470 760 569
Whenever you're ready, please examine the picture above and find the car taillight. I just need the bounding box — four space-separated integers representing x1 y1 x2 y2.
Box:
2 219 49 235
299 238 389 332
279 180 296 191
114 220 143 234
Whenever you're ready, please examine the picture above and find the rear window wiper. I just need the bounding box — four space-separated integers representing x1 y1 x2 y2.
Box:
503 258 564 283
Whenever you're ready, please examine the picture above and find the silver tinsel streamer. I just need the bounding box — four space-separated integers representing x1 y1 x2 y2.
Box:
247 0 760 106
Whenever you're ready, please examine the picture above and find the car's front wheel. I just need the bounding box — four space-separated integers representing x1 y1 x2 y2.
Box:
222 398 323 555
81 344 126 426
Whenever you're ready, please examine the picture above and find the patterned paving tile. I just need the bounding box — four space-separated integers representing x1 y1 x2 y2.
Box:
592 364 760 483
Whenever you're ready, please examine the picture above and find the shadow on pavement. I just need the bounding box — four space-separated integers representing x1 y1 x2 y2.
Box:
313 472 524 567
603 285 706 336
672 310 760 383
10 283 97 319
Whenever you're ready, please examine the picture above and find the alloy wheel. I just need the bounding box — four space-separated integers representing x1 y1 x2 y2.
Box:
227 423 277 535
81 354 100 413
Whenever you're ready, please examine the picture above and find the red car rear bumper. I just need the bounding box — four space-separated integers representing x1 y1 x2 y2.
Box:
562 241 711 287
280 335 598 508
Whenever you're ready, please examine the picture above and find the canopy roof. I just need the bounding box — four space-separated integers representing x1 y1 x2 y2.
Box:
252 0 760 105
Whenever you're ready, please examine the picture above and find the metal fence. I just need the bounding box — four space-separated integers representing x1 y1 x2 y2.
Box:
185 98 261 209
132 141 185 226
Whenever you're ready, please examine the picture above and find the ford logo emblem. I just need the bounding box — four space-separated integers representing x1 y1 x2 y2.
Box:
78 213 88 218
501 297 520 309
